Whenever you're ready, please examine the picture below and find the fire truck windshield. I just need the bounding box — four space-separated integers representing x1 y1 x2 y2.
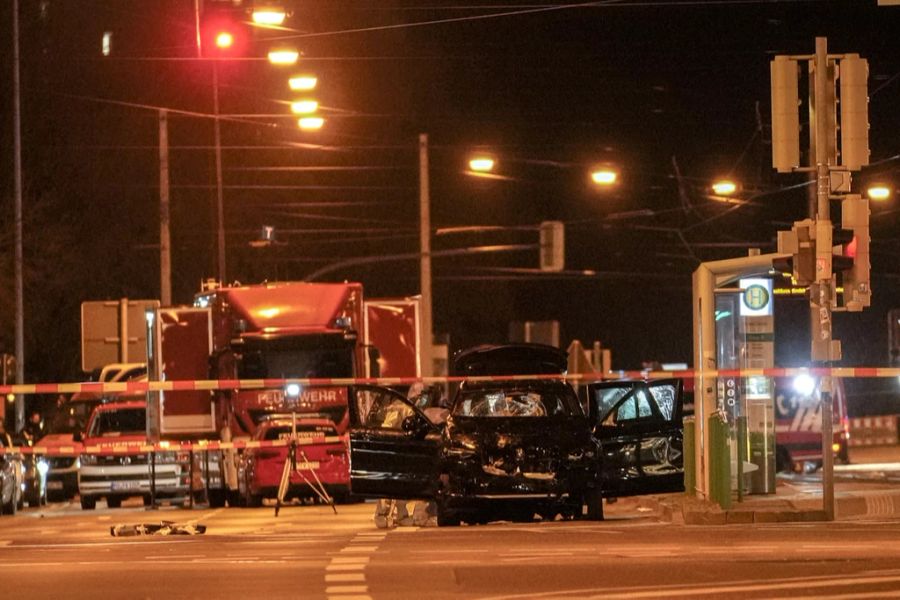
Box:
238 345 354 379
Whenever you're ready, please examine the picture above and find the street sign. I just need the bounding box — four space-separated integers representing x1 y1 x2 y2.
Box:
81 299 160 372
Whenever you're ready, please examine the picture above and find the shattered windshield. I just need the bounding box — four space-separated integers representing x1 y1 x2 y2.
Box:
453 387 577 418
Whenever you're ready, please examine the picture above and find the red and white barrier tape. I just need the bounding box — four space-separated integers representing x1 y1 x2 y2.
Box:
2 367 900 396
0 435 344 457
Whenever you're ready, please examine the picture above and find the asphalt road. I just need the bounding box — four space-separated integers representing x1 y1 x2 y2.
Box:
3 496 900 600
1 448 898 599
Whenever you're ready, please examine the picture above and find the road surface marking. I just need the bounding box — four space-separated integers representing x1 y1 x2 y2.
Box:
325 573 366 583
326 563 366 572
339 545 377 553
330 556 370 564
326 586 368 594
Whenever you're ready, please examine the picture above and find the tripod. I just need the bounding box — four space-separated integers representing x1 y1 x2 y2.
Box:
274 413 337 517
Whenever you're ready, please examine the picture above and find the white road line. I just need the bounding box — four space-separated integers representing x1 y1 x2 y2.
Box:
325 573 366 583
339 545 377 553
325 585 368 594
330 557 370 564
326 563 367 572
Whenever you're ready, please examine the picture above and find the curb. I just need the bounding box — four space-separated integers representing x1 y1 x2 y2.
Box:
639 488 900 524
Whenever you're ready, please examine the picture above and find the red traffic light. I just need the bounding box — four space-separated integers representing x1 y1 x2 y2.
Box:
201 15 249 57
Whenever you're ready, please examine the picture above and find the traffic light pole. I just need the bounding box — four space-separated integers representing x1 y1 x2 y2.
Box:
811 38 835 520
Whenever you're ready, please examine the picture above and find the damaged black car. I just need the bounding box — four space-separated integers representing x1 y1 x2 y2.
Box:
347 344 684 525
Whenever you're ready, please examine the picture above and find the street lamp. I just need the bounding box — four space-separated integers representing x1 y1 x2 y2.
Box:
468 156 496 173
711 179 738 196
298 116 325 130
867 183 892 201
268 47 299 65
590 167 618 186
290 99 319 114
251 6 287 26
289 75 317 91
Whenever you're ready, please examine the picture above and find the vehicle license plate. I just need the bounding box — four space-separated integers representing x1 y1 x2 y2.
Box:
111 481 140 491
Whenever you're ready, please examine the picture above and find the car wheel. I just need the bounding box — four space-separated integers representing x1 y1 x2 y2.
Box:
207 489 227 508
142 495 153 507
106 497 123 509
436 501 460 527
585 490 604 521
1 492 17 516
80 496 97 510
775 447 791 473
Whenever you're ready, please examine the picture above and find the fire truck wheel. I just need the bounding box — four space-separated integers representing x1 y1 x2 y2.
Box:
80 496 97 510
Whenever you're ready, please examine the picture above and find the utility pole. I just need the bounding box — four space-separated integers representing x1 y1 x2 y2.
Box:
213 61 226 283
13 0 26 433
159 110 172 305
418 134 434 377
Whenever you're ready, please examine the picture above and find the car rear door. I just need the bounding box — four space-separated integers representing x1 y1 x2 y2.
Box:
588 380 684 496
347 385 442 499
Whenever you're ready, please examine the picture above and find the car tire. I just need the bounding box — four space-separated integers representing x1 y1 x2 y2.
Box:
1 493 16 516
585 490 604 521
775 447 791 473
208 489 227 508
436 501 460 527
80 496 97 510
106 497 123 509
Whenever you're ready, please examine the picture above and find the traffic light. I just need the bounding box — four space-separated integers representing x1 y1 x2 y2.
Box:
775 219 816 286
839 55 870 171
770 56 800 173
200 9 250 57
539 221 565 272
834 194 871 311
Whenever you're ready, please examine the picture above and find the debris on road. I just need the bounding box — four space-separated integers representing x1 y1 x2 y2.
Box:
110 521 207 536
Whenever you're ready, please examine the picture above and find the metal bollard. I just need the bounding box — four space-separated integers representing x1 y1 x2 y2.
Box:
708 413 731 510
683 417 696 496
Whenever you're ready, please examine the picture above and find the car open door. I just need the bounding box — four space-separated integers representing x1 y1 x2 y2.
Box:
588 380 684 497
347 385 442 499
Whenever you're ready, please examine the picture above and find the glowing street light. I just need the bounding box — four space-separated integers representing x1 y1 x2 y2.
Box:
867 184 892 201
289 75 317 91
252 6 287 26
268 47 299 65
290 99 319 114
468 156 495 173
590 168 618 186
711 179 738 196
298 116 324 130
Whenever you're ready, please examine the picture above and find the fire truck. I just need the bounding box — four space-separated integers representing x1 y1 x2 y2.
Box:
144 281 421 506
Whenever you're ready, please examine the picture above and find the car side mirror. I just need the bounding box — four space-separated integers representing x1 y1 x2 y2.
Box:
401 415 428 438
73 430 83 443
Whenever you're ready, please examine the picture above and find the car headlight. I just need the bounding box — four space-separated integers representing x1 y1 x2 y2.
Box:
793 374 816 397
37 460 49 476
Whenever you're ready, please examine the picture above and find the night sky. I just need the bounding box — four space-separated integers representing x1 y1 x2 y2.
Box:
1 0 899 383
